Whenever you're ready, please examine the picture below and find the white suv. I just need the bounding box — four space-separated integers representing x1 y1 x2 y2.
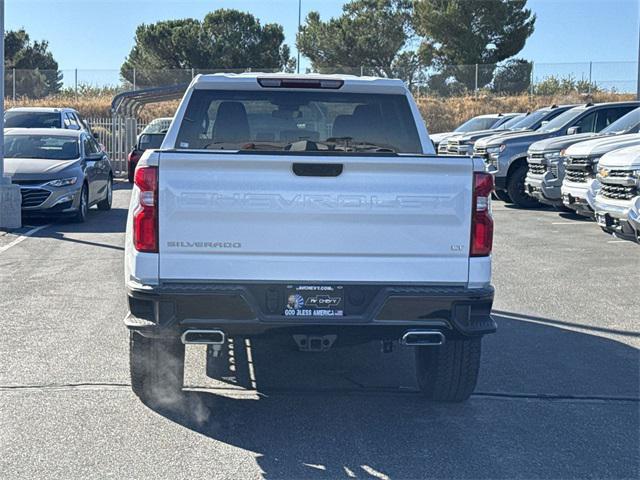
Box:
4 107 93 134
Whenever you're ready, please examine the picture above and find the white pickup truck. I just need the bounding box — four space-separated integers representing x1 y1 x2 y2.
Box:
124 73 495 404
593 144 640 243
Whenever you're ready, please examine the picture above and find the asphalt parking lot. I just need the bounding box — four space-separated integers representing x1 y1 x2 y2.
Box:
1 182 638 480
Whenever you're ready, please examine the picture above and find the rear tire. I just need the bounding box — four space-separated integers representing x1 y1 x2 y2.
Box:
128 167 134 184
415 337 481 402
129 331 185 404
97 176 112 211
494 190 512 203
507 165 539 208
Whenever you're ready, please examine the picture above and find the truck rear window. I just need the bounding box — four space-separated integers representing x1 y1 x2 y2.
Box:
175 89 422 154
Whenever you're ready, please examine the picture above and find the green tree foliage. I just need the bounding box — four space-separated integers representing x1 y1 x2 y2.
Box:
534 75 600 96
413 0 535 90
5 29 62 98
424 72 467 97
296 0 429 82
492 58 532 94
121 10 294 87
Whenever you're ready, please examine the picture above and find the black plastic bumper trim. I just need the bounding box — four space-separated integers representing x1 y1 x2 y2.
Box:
126 282 495 338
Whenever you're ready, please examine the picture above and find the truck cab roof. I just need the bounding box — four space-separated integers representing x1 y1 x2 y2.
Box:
191 72 409 95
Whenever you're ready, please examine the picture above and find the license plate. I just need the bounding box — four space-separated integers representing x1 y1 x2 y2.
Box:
284 285 344 317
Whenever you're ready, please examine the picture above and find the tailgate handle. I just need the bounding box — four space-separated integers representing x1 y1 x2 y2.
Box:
293 163 343 177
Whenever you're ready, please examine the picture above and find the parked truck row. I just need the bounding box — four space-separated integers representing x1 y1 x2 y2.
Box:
438 104 640 244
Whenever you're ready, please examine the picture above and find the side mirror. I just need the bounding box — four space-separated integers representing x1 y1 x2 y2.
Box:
567 126 580 135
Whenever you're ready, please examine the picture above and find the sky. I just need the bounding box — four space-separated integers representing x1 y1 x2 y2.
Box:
5 0 640 89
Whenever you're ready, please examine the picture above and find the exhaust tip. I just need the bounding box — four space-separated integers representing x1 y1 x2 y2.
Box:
181 329 226 345
401 330 445 346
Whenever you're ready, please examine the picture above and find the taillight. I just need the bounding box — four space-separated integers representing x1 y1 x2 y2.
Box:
470 172 494 257
133 166 158 253
128 150 141 163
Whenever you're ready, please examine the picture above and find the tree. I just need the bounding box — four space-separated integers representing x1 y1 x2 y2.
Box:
121 10 294 87
296 0 428 80
5 29 62 98
534 75 600 96
413 0 536 90
492 58 532 94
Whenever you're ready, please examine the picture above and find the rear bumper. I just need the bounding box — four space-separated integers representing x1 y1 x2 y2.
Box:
125 282 496 340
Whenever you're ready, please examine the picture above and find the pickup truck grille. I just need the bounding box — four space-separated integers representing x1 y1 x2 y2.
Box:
606 170 633 178
437 143 448 154
474 146 487 156
566 156 591 166
565 157 596 183
565 169 591 183
528 163 547 175
473 146 494 167
21 188 51 207
600 184 637 200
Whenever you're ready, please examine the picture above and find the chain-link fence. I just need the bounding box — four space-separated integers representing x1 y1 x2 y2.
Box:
3 62 638 101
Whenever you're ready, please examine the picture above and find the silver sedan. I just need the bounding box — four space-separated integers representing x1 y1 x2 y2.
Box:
4 128 113 222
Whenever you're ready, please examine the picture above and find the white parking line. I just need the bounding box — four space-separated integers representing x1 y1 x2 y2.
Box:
551 222 593 225
0 224 51 254
607 240 629 244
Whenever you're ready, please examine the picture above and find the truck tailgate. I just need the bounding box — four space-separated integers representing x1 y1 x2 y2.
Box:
158 152 473 284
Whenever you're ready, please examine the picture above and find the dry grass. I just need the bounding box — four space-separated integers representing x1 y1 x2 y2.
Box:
5 95 180 121
418 92 635 133
6 91 635 131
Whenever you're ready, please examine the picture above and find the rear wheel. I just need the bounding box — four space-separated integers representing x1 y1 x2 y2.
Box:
129 331 185 404
128 166 135 183
97 176 112 211
507 165 539 208
415 337 481 402
494 190 512 203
